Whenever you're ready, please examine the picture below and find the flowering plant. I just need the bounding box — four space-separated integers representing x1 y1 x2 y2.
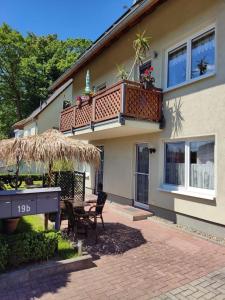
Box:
140 66 155 85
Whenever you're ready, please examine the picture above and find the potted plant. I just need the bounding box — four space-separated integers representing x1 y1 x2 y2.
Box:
140 66 155 89
3 217 20 234
63 100 71 109
197 59 208 76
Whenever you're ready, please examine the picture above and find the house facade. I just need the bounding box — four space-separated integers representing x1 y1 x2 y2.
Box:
55 0 225 235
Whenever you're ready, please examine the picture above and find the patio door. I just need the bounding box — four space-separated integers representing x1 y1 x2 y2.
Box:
134 143 149 209
95 146 104 194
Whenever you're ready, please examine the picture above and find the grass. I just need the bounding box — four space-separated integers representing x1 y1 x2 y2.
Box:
12 215 77 260
16 215 48 232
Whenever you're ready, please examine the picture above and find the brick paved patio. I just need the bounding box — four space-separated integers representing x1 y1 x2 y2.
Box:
2 203 225 300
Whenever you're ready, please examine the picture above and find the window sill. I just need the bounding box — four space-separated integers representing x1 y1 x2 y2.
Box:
163 72 216 93
158 186 216 201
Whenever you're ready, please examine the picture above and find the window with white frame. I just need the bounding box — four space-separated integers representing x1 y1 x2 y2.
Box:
164 139 215 191
166 27 215 89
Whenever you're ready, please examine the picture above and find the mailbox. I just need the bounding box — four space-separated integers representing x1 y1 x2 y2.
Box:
0 187 61 230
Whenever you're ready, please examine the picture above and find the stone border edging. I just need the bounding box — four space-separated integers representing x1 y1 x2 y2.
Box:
0 254 94 288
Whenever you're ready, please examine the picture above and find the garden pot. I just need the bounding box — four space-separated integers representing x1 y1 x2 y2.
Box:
76 97 82 107
3 217 20 234
143 81 154 90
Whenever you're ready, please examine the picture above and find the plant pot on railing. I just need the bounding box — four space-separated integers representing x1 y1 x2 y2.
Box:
76 96 82 108
143 81 155 90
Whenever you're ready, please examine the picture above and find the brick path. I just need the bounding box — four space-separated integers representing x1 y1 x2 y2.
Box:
2 203 225 299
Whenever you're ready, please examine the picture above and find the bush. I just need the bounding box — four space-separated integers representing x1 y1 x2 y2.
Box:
0 238 8 271
0 174 43 182
1 231 59 269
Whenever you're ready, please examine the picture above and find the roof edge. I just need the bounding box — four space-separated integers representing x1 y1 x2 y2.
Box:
50 0 162 91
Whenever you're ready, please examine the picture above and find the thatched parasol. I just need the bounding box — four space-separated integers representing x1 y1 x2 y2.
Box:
0 129 100 188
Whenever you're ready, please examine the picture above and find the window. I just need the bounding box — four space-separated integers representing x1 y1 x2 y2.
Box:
165 142 185 186
166 27 215 89
164 139 215 192
168 45 187 88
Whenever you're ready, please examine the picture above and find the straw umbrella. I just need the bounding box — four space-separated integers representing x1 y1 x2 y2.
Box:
0 129 100 229
0 129 100 188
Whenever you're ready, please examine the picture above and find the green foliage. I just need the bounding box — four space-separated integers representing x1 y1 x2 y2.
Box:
116 64 128 80
5 231 59 267
53 160 74 172
0 23 92 137
57 235 76 260
133 31 151 64
16 215 49 232
126 31 151 80
0 238 8 271
0 215 76 272
0 173 42 181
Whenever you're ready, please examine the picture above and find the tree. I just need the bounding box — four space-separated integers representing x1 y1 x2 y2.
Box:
0 23 92 137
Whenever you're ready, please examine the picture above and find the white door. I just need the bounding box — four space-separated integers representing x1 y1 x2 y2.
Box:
134 143 149 209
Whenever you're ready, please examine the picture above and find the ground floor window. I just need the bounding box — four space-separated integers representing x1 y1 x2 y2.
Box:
164 139 215 191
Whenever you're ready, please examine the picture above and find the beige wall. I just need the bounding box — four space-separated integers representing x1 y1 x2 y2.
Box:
23 121 37 136
37 83 73 133
70 0 225 225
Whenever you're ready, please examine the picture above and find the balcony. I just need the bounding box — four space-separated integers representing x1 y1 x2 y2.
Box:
60 80 163 140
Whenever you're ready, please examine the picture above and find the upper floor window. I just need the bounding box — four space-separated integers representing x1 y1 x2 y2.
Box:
166 27 216 89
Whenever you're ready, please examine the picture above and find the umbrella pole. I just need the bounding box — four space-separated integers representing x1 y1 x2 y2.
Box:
45 160 53 230
15 156 20 190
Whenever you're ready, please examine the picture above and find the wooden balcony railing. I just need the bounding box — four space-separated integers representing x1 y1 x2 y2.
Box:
60 80 162 132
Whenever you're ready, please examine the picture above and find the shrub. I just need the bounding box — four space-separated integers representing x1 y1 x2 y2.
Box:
0 174 43 181
3 231 59 268
0 238 8 271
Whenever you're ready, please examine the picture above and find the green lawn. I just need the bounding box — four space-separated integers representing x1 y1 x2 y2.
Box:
14 215 77 260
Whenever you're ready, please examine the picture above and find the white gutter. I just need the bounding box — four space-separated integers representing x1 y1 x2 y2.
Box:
50 0 159 91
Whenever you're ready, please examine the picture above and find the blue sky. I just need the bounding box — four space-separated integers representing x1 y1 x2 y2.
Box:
0 0 134 41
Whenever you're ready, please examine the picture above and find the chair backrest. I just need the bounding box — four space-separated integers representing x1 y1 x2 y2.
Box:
64 200 79 226
96 192 107 214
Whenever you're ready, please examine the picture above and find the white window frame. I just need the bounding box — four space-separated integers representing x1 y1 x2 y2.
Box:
162 137 215 197
164 24 216 92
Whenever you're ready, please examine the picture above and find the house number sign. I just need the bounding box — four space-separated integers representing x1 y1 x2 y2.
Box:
18 204 31 214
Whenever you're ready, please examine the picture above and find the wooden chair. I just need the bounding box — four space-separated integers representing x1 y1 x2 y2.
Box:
87 192 107 230
64 200 88 240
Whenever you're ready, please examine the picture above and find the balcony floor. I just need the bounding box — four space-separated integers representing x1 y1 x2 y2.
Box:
64 118 161 141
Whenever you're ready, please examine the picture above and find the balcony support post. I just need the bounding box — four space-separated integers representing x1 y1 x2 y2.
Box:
118 113 125 125
92 96 96 124
120 81 126 115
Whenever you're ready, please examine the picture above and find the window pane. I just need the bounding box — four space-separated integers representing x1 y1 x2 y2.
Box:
165 142 185 185
137 144 149 174
191 30 215 79
136 174 148 204
190 141 214 190
168 45 187 88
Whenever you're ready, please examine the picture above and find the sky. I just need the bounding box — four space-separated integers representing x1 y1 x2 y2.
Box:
0 0 134 41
